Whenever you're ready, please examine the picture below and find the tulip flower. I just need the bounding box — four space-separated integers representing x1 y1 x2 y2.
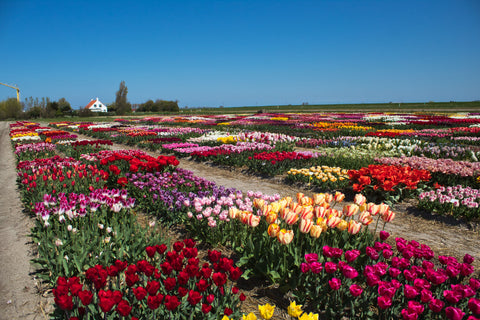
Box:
347 220 362 235
243 313 257 320
359 211 373 225
354 193 367 206
284 211 300 225
287 301 303 318
298 312 319 320
267 223 280 238
334 191 345 202
326 215 341 228
258 303 275 319
381 209 396 223
299 218 313 233
277 229 294 245
336 219 348 231
343 204 359 217
313 205 327 218
309 225 323 238
313 193 326 205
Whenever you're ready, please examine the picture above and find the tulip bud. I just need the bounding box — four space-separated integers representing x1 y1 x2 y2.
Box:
378 203 390 216
367 203 380 216
247 214 261 227
296 193 305 203
279 207 290 220
325 193 334 203
228 207 239 219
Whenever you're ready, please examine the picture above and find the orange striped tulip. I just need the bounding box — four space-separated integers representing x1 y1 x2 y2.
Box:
277 229 294 244
342 204 359 217
381 209 396 223
334 191 345 203
354 194 367 206
300 206 314 220
299 218 313 233
265 212 278 224
313 193 326 205
336 219 348 231
347 220 362 235
378 203 390 216
314 205 327 219
326 215 342 228
359 211 373 225
268 223 280 237
284 211 300 225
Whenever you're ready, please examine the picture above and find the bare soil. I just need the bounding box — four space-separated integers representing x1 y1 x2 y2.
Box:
1 123 479 319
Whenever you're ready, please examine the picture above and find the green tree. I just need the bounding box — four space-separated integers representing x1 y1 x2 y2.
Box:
0 98 23 119
58 97 72 115
115 81 131 115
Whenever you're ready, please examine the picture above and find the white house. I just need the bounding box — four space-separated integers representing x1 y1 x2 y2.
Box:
85 98 107 112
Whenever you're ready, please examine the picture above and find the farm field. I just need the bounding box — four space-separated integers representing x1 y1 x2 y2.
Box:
2 111 480 320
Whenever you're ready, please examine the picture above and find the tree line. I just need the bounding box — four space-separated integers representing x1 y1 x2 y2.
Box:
0 81 179 120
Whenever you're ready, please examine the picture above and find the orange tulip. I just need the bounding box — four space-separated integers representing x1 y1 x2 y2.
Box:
265 212 278 224
268 223 280 237
336 219 348 231
310 225 323 238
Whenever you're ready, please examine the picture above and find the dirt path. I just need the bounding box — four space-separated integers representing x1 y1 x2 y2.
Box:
0 122 45 320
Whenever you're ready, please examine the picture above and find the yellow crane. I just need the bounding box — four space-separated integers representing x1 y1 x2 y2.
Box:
0 82 20 102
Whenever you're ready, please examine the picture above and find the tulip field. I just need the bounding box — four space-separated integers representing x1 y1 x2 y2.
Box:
6 111 480 319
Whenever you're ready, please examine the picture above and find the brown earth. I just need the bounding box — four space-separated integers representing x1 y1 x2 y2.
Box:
1 123 479 319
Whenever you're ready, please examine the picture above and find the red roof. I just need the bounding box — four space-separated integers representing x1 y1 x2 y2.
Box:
85 99 96 109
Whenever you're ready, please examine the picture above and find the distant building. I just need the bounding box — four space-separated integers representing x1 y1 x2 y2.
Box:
85 98 107 112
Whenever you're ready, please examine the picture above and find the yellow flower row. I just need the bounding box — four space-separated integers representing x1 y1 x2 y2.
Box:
217 136 239 144
222 301 318 320
311 122 374 131
375 129 416 134
10 132 39 138
287 166 349 182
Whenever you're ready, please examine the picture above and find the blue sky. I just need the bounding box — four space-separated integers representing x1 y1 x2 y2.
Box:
1 0 479 108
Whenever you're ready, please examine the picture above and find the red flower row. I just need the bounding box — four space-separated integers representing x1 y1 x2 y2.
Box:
53 239 245 318
348 164 431 192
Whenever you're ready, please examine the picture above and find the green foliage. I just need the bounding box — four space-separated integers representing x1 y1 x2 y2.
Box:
0 97 23 119
137 99 179 112
115 80 132 115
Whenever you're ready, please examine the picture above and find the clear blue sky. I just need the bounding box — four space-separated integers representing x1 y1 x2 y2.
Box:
1 0 479 108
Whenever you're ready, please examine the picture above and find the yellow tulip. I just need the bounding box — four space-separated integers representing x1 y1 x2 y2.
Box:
243 313 257 320
309 224 322 238
287 301 303 318
299 312 319 320
336 219 348 231
267 223 280 237
222 316 231 320
258 303 275 319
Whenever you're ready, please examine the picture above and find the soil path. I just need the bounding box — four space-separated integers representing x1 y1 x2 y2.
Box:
0 122 45 320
